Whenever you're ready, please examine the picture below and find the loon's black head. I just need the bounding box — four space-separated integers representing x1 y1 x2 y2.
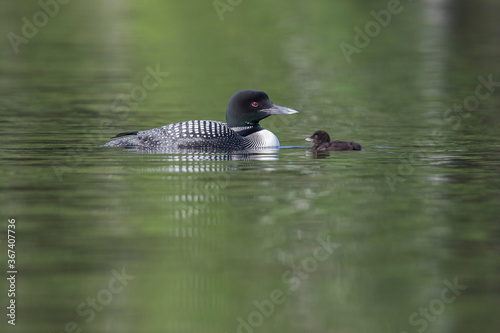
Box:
306 130 331 144
225 90 298 128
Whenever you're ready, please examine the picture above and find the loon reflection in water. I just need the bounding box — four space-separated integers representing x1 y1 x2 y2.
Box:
103 90 298 152
122 147 280 161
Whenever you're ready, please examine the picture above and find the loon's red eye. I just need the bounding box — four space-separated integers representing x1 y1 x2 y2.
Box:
251 102 259 107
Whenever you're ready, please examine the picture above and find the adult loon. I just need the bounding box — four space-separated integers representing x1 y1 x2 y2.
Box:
103 90 298 151
306 130 362 151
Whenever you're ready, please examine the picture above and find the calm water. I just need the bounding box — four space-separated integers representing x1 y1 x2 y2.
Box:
1 1 500 332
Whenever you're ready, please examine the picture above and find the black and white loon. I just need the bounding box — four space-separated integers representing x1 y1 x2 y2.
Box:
103 90 299 151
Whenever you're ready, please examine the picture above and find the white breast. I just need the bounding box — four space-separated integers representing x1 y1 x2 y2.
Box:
247 129 280 147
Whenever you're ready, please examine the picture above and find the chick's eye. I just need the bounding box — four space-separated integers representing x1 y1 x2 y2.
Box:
251 102 259 107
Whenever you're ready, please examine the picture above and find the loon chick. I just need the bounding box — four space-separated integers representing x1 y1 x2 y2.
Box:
103 90 298 151
306 130 362 151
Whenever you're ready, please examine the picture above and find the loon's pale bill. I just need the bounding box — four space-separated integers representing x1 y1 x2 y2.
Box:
263 104 299 115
